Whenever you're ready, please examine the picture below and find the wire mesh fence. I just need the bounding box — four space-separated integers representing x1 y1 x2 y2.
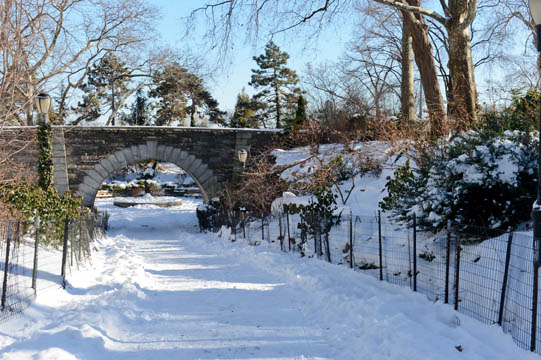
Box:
230 209 541 355
0 212 108 324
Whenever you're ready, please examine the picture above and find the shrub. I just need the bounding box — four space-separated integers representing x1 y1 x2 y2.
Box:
196 203 224 232
380 130 537 232
479 89 539 135
0 183 82 245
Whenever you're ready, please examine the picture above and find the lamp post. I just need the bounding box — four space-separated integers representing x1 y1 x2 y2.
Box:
36 92 51 125
237 149 248 169
528 0 541 351
237 149 248 238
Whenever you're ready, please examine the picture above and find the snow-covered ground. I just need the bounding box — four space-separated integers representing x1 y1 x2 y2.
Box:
0 197 535 359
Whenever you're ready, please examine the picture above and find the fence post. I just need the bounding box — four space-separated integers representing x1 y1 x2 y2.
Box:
232 212 237 242
242 208 246 239
445 220 451 304
498 228 513 327
413 214 417 292
378 210 383 281
278 214 283 251
312 212 317 257
325 232 331 263
61 218 69 289
286 206 292 251
454 232 461 311
1 222 12 311
349 210 353 269
32 217 40 293
261 217 264 243
532 236 539 352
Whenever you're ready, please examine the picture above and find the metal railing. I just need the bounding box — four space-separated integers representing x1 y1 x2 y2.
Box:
0 212 108 323
231 209 541 355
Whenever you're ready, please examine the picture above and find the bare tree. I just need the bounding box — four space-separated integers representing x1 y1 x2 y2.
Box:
0 0 158 126
187 0 448 136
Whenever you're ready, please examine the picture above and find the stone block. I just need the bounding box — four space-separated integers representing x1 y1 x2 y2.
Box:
138 144 149 160
182 154 196 170
170 149 181 164
189 158 202 172
94 164 109 179
147 140 158 159
100 158 114 173
77 182 95 195
52 142 65 152
122 148 135 164
86 169 104 185
130 145 140 161
157 145 166 161
198 168 213 184
82 175 100 189
177 150 189 162
163 146 174 161
106 154 122 170
113 151 128 168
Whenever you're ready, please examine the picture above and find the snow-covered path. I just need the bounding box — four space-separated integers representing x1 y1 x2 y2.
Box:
0 199 537 359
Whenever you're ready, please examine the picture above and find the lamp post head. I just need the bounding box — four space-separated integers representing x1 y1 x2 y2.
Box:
238 149 248 164
36 92 51 115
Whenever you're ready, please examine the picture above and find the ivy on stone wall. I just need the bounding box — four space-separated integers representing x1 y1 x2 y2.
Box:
37 120 53 190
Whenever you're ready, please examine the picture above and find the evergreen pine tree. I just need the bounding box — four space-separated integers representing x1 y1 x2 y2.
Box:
231 89 258 128
76 53 130 125
292 94 307 129
249 41 300 128
125 89 151 126
151 62 224 126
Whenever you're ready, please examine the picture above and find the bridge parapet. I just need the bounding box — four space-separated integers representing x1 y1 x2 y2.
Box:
1 126 280 207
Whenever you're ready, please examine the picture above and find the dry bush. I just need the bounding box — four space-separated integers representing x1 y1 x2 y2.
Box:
238 150 289 217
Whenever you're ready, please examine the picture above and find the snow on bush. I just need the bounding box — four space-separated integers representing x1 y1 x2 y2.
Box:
381 130 537 232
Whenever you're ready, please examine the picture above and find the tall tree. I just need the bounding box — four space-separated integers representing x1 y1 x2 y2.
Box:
189 0 483 135
125 89 151 126
0 0 157 126
76 54 131 125
231 89 258 128
249 41 300 129
151 63 189 126
151 62 223 126
401 22 415 126
374 0 478 130
293 95 307 129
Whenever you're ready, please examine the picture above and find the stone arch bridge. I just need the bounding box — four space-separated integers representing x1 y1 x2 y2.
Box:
2 126 279 207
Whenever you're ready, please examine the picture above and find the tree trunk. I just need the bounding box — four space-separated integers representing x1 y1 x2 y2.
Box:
402 6 446 137
447 23 478 130
401 21 416 126
275 84 281 128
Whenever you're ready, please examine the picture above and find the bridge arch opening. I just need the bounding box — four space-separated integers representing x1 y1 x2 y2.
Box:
76 141 218 208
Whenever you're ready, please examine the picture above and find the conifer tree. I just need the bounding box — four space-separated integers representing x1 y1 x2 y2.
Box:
292 94 307 129
151 62 223 126
231 89 258 128
76 54 130 125
124 89 151 126
249 41 300 128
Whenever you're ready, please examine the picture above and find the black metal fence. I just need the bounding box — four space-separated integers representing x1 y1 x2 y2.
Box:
0 213 107 323
231 209 541 355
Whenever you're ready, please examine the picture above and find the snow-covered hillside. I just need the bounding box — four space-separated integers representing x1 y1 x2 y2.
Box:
0 197 534 359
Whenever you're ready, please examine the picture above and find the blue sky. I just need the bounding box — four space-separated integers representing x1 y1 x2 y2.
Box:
148 0 353 111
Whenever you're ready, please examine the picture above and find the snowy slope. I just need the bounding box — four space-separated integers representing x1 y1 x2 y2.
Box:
0 198 534 359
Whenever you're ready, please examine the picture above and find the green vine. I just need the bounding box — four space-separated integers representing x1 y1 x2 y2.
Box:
0 183 82 245
37 120 53 190
0 119 84 245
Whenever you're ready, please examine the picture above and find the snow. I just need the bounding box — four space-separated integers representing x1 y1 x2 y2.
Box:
0 197 534 359
271 142 396 216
